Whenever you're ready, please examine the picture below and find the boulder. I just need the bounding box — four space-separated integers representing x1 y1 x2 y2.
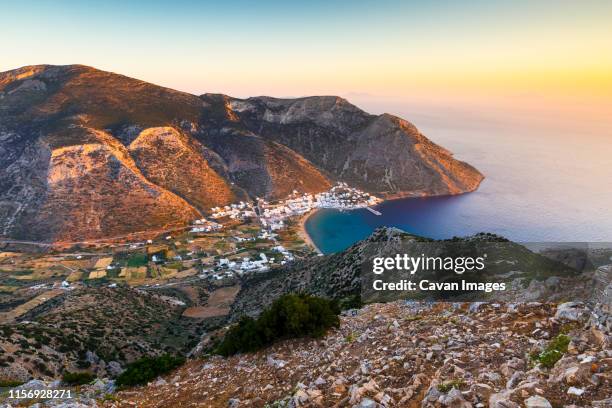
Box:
470 383 494 400
358 398 379 408
549 357 593 385
592 398 612 407
506 371 525 389
555 302 589 322
566 387 585 396
422 383 441 404
469 303 487 313
293 389 309 404
314 376 326 386
439 388 472 408
85 350 100 365
524 395 552 408
266 355 287 369
106 361 124 377
489 391 520 408
306 388 323 405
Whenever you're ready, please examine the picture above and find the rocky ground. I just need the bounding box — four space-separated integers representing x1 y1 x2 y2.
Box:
0 287 204 382
0 300 609 407
1 260 609 407
67 300 609 408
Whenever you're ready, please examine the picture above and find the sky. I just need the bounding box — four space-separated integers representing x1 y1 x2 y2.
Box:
2 0 612 116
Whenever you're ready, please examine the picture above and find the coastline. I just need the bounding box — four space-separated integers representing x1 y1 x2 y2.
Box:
298 210 323 255
295 186 485 257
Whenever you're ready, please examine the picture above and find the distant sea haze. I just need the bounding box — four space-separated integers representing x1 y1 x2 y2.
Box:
306 99 612 254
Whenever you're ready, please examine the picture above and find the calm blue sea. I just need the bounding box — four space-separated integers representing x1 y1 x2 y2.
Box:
305 101 612 254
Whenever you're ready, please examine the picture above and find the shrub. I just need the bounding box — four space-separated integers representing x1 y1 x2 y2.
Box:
339 294 362 310
437 379 466 392
216 294 340 356
0 379 24 387
77 359 92 368
115 354 185 386
62 371 95 385
1 326 13 337
531 334 570 368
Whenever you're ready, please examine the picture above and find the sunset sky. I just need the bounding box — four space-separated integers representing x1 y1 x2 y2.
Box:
3 0 612 108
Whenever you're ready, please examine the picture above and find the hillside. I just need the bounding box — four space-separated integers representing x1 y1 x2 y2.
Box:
228 228 587 320
105 301 610 408
0 286 204 382
0 65 483 242
0 229 608 407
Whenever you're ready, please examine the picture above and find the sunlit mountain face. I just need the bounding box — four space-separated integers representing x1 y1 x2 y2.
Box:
0 64 484 243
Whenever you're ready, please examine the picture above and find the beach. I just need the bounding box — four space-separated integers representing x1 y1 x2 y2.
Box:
297 210 323 255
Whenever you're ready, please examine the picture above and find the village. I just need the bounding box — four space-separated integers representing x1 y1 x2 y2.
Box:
163 182 381 281
257 182 382 230
0 183 381 323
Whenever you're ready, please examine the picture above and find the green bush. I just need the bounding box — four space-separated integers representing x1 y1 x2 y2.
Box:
216 294 340 356
338 294 362 310
62 371 95 385
531 334 570 368
0 379 25 387
437 379 466 393
115 354 185 386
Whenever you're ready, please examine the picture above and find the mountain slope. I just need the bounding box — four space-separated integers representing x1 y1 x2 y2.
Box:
128 127 235 212
0 65 483 242
22 127 200 242
229 228 586 320
106 301 610 408
229 97 483 196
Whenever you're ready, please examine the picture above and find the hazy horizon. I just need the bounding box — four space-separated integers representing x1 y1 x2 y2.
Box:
3 1 611 109
306 98 612 252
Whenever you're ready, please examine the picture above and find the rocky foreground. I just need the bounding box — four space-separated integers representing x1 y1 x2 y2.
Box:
91 300 609 408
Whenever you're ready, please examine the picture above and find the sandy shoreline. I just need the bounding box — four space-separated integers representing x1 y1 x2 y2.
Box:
297 210 323 255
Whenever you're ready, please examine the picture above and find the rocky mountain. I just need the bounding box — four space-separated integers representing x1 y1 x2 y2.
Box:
229 228 591 321
0 65 483 242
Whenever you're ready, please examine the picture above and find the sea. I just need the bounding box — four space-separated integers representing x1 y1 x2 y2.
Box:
305 98 612 254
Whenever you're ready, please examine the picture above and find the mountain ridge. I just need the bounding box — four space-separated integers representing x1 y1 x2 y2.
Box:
0 64 484 242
